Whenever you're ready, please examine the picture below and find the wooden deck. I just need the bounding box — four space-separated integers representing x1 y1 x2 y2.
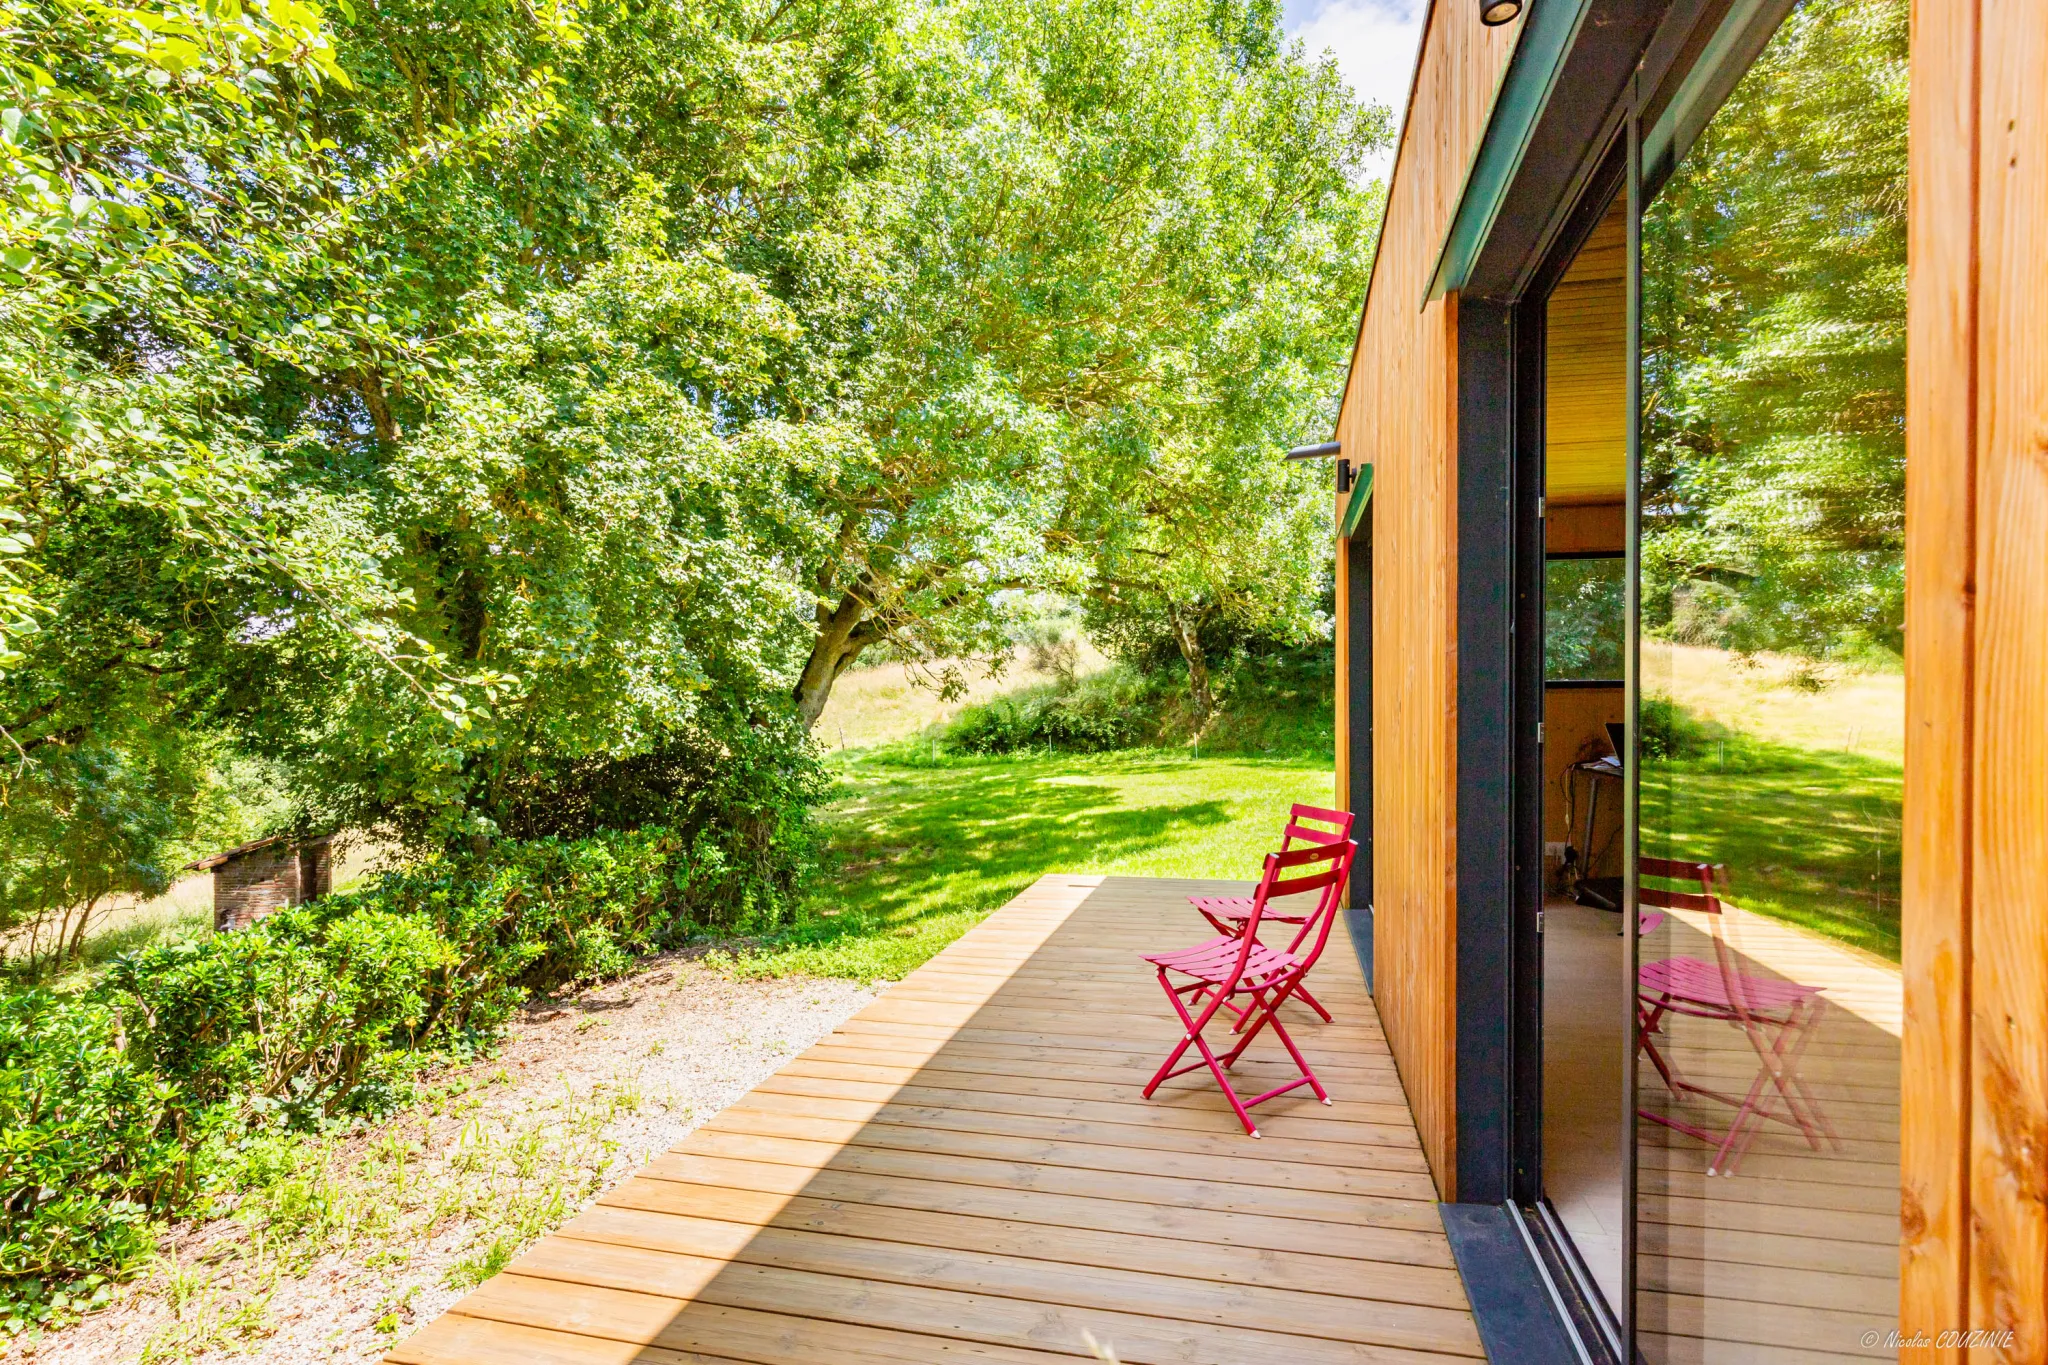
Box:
1636 905 1901 1365
388 875 1482 1365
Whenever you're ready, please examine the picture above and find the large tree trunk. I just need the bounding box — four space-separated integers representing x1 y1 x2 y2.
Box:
1166 601 1215 730
792 591 873 730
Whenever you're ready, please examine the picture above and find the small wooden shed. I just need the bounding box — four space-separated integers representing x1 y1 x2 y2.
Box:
187 834 334 932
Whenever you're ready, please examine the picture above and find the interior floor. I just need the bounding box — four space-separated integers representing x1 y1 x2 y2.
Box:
1541 898 1628 1316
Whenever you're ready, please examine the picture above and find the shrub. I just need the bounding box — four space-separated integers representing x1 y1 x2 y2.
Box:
108 907 457 1128
1640 693 1716 759
0 820 802 1320
479 710 825 931
940 649 1335 759
945 668 1165 754
0 993 181 1331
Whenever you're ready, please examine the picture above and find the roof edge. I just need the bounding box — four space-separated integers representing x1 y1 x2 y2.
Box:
1423 0 1598 303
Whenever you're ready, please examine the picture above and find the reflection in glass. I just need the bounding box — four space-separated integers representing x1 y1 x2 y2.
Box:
1634 0 1905 1361
1545 557 1625 682
1539 199 1631 1327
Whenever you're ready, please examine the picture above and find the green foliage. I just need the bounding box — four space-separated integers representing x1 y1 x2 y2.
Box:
0 741 194 963
1 0 1386 921
0 993 177 1331
938 648 1333 758
1640 0 1907 663
782 0 1387 724
268 194 830 845
0 820 794 1312
945 669 1164 755
109 907 457 1126
1544 558 1625 682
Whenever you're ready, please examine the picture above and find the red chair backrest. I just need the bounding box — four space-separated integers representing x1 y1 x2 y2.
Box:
1638 856 1770 1018
1638 856 1724 915
1236 839 1356 982
1280 804 1355 850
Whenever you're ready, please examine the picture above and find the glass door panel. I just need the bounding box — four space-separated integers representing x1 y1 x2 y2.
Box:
1634 0 1907 1359
1539 198 1629 1324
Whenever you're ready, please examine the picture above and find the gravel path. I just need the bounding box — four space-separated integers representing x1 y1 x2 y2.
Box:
15 960 879 1364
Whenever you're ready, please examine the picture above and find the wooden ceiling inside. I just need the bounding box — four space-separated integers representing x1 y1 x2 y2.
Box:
1545 198 1627 506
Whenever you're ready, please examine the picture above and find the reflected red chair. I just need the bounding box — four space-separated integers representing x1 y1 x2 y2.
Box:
1635 857 1840 1175
1142 840 1355 1137
1187 803 1354 1023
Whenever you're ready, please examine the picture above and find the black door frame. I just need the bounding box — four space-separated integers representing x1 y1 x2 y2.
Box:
1344 515 1374 991
1442 2 1802 1359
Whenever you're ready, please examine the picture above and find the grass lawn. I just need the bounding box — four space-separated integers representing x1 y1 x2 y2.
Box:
1645 743 1902 961
711 747 1335 981
1642 646 1904 961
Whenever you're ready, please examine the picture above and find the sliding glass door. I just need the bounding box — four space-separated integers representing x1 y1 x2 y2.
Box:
1631 1 1907 1359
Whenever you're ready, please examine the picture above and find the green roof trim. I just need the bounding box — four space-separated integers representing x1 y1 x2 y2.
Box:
1424 0 1597 303
1641 0 1796 189
1338 464 1373 541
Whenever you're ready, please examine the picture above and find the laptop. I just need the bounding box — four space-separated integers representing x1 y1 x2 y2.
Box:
1604 721 1626 760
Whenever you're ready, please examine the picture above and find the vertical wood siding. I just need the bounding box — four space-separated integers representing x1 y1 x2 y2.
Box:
1902 0 2048 1356
1968 0 2047 1353
1332 0 1521 1199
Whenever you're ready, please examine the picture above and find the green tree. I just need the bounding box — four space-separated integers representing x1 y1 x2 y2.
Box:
256 188 829 842
0 740 199 966
1640 0 1907 663
780 0 1389 726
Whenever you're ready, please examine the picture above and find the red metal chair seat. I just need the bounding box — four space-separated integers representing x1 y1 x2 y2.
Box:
1188 894 1303 924
1639 955 1822 1015
1142 839 1356 1137
1635 857 1840 1176
1143 935 1301 987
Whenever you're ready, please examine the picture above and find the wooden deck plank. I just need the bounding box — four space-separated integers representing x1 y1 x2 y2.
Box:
663 1127 1441 1224
389 875 1478 1365
589 1187 1468 1304
681 1116 1442 1200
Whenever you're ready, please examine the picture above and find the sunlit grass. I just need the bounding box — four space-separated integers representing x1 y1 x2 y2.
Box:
1645 735 1902 961
712 747 1335 980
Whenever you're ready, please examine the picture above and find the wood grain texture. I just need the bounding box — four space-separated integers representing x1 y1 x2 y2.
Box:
386 876 1481 1365
1544 200 1628 506
1969 1 2048 1358
1332 0 1522 1198
1901 0 1980 1352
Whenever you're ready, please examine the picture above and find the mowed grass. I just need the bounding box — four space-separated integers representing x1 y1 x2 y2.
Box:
1642 646 1904 961
1645 743 1902 961
711 748 1335 981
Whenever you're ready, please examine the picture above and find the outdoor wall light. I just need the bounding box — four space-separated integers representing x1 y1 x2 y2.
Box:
1283 441 1350 493
1480 0 1523 24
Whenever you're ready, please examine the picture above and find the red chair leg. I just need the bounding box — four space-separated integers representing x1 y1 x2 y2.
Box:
1143 969 1264 1136
1293 980 1334 1023
1242 1003 1328 1105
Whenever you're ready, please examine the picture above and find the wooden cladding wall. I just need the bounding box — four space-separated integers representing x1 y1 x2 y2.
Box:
1900 0 2048 1357
1332 0 1520 1199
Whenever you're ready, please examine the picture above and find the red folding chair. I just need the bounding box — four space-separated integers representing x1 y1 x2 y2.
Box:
1141 840 1355 1137
1187 803 1354 1023
1635 857 1840 1175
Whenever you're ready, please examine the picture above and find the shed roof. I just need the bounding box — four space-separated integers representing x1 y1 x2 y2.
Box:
185 831 332 872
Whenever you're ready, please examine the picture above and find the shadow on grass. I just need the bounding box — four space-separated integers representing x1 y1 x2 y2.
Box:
1644 735 1903 960
696 754 1272 982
